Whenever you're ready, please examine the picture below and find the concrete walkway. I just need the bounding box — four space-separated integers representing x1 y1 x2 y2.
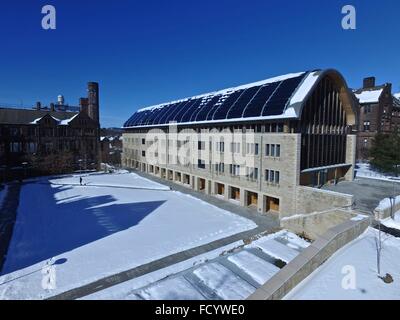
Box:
323 177 399 214
48 171 279 300
0 183 21 272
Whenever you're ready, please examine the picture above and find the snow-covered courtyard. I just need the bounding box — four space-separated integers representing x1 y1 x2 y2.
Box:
285 227 400 300
0 171 256 299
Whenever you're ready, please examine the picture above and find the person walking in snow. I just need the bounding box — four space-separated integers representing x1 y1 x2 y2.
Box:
80 177 83 186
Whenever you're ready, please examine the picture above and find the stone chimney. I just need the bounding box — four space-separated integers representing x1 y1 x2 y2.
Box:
35 102 41 110
87 82 99 124
80 97 89 115
363 77 376 89
50 103 55 112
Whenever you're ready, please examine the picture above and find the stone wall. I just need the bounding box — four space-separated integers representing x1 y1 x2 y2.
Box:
295 185 353 215
248 217 371 300
280 209 361 240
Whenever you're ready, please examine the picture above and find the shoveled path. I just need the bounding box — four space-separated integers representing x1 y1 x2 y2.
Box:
49 171 279 300
0 183 21 272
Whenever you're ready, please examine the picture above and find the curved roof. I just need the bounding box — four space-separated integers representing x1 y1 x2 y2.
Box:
124 70 325 128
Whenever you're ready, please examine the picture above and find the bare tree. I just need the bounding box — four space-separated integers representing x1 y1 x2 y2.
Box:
374 220 383 276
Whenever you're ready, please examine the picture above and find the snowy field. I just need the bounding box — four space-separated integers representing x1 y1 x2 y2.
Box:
356 162 400 182
0 171 256 299
83 230 310 300
285 228 400 300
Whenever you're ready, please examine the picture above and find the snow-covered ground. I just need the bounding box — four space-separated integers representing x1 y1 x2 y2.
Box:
0 171 256 300
382 210 400 231
285 227 400 300
356 162 400 182
83 230 310 300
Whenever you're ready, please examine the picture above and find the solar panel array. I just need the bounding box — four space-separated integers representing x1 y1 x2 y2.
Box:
124 73 306 127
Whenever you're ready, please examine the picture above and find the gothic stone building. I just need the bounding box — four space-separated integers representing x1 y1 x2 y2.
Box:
0 82 100 176
354 77 400 159
122 69 358 219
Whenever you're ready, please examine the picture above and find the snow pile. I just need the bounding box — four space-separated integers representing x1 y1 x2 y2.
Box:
285 227 400 300
355 162 400 182
354 89 383 104
0 172 256 299
376 195 400 211
227 251 280 285
381 211 400 231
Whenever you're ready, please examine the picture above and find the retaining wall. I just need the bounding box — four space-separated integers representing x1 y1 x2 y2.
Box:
248 217 370 300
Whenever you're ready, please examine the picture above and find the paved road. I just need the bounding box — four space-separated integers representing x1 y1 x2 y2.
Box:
0 183 21 272
323 177 399 214
49 171 279 300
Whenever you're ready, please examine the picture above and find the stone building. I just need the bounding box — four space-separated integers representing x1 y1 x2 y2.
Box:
122 69 358 219
0 82 100 178
354 77 400 159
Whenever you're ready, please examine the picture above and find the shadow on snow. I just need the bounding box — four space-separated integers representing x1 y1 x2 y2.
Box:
1 183 166 275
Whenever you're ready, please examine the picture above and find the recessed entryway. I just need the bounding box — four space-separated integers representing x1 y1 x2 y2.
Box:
246 191 258 208
229 186 240 201
215 183 225 196
265 195 280 213
198 178 206 192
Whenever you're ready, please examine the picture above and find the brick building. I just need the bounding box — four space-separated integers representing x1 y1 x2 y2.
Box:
354 77 400 159
0 82 100 179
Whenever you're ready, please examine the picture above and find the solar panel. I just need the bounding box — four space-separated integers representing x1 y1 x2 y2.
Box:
156 102 183 124
180 98 203 123
163 100 192 124
124 72 307 127
212 90 244 120
262 76 303 116
226 86 261 119
172 99 197 123
242 83 279 118
194 95 223 122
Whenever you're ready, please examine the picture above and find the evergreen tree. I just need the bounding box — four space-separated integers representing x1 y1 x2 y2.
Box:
369 129 400 176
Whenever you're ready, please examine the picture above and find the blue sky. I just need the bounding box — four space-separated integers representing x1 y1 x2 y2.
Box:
0 0 399 127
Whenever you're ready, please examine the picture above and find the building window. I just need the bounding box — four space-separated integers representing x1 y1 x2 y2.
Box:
142 150 146 157
215 162 225 173
230 164 240 176
265 144 281 157
230 142 240 153
246 167 258 181
265 169 280 184
142 138 145 145
198 159 206 169
246 143 259 155
198 141 205 150
216 141 225 152
363 121 371 131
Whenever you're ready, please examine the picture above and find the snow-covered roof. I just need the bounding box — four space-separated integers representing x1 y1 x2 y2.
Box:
59 113 79 125
394 93 400 100
29 113 78 125
124 70 326 128
354 89 383 104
